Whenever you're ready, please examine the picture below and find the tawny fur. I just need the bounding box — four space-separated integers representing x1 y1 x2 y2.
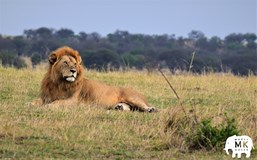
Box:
33 46 155 112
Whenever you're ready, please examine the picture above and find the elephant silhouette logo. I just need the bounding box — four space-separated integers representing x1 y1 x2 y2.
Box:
224 135 254 158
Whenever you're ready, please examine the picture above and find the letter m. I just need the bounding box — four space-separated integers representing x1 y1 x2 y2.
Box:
235 141 241 148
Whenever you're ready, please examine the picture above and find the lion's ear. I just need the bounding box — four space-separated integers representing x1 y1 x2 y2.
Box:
48 52 57 64
78 56 82 65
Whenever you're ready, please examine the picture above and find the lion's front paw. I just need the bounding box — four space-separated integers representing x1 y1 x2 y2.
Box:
147 107 157 113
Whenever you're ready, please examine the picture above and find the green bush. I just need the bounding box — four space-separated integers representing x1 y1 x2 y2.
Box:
187 116 239 151
0 50 26 68
31 52 42 67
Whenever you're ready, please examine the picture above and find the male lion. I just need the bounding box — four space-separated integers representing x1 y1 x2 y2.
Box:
33 46 156 112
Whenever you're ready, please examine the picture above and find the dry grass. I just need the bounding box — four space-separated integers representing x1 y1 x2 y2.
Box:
0 66 256 159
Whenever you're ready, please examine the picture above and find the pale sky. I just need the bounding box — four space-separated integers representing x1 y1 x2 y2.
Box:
0 0 256 38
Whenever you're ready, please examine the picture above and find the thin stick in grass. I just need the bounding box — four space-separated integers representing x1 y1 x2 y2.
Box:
159 69 188 120
188 51 195 73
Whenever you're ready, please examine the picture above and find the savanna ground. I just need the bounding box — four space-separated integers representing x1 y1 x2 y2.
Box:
0 65 256 159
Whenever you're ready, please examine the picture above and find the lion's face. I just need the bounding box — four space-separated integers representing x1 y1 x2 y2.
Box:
48 47 83 83
55 55 79 82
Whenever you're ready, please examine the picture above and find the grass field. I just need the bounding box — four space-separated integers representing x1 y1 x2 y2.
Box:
0 66 256 159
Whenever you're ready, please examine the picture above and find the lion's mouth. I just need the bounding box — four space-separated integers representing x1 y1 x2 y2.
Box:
64 73 77 82
65 76 76 82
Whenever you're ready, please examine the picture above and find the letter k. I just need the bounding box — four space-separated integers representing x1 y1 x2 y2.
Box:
243 141 248 148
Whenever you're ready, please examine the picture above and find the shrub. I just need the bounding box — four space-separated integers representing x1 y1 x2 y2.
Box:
31 52 42 67
187 116 239 151
0 50 27 68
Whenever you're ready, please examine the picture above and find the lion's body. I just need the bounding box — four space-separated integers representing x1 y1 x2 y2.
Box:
80 79 150 109
34 47 155 112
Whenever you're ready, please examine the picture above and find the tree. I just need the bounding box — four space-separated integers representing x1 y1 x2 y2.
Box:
56 28 74 39
35 27 53 39
225 33 244 43
222 54 257 75
122 52 145 69
159 49 191 71
208 36 222 51
195 37 208 49
82 49 120 71
188 30 205 41
0 50 16 66
243 33 257 42
78 32 88 41
107 30 129 43
24 29 36 39
31 53 42 68
86 32 101 42
13 36 27 55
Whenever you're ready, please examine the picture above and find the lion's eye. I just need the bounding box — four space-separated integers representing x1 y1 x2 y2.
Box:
64 61 68 65
74 63 77 66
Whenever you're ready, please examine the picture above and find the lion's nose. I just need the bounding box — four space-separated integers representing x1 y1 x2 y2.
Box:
70 69 76 73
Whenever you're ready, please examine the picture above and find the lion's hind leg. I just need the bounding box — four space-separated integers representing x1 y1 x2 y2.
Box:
123 97 156 113
119 88 156 112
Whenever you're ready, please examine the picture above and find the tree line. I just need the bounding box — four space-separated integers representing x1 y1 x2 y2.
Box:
0 27 256 75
